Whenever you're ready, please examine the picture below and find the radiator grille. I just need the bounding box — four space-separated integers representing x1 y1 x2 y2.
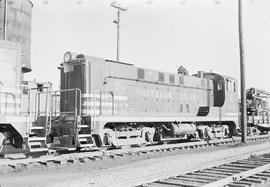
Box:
60 64 84 113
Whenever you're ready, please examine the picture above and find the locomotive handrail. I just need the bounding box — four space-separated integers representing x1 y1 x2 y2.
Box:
0 82 27 116
75 89 80 132
51 88 81 117
52 93 59 117
50 88 81 132
35 92 48 118
0 82 2 113
256 108 270 112
47 84 52 135
103 76 212 91
0 82 52 117
0 92 16 116
34 83 53 135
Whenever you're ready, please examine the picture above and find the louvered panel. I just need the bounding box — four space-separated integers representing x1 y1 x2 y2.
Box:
60 64 84 113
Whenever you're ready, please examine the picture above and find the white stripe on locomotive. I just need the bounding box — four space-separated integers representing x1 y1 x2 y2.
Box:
82 93 128 101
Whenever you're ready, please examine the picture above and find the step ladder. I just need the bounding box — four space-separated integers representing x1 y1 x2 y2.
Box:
63 115 95 149
77 129 95 149
27 121 48 153
75 117 94 149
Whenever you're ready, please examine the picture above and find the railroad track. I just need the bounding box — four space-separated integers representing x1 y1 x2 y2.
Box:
0 134 270 174
139 149 270 187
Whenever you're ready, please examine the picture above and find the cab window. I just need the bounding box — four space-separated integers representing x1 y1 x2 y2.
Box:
214 78 225 107
217 80 223 90
233 82 236 92
137 68 145 79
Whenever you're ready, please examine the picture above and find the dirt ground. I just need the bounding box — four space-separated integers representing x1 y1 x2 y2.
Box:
1 141 270 187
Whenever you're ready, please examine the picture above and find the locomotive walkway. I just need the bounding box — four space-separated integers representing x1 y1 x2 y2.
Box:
1 137 270 186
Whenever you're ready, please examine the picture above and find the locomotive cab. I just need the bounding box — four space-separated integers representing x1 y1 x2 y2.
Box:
201 73 225 107
200 72 239 135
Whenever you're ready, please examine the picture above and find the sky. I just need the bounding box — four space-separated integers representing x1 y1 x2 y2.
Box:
25 0 270 92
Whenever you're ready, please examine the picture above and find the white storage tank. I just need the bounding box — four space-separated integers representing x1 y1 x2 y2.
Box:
0 40 22 115
0 40 21 84
0 0 33 73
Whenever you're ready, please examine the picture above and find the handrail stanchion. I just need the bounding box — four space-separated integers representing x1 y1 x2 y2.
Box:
111 91 114 115
0 81 2 115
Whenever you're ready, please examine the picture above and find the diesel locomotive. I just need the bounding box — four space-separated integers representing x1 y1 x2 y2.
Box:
48 52 240 150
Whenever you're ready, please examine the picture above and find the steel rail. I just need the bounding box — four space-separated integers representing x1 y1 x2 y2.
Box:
141 140 270 187
0 134 270 173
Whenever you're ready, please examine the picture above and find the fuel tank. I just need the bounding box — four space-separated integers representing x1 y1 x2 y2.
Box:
168 123 196 137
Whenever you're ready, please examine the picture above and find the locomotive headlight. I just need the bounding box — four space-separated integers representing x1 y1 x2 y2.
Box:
64 51 72 63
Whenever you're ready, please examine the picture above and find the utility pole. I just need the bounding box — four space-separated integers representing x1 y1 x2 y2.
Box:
238 0 247 145
111 1 127 62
